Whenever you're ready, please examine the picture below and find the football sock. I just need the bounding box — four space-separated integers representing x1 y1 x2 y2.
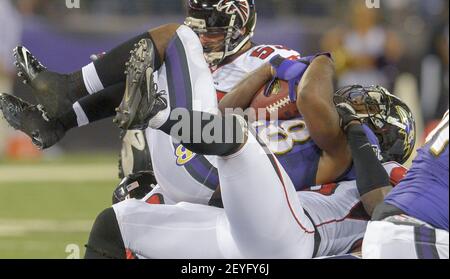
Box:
67 70 90 100
59 82 125 130
89 32 161 90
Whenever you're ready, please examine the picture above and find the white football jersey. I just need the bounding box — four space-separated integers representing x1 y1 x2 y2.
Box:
212 45 301 95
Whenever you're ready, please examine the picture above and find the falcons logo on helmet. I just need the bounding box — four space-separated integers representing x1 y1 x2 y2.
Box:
215 0 250 25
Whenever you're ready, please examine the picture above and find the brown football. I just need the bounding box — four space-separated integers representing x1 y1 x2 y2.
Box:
249 79 300 120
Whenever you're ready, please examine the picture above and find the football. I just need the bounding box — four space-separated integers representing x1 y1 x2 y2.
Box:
249 79 300 120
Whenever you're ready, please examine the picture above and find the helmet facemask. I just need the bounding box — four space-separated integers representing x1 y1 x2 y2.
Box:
185 0 257 66
334 85 416 164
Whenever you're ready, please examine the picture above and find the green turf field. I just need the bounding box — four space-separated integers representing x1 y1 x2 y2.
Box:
0 154 119 259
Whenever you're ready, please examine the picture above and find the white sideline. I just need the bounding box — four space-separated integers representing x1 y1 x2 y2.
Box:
0 219 93 237
0 164 117 183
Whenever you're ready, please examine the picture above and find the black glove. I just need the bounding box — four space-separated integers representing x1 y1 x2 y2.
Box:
335 102 362 132
112 171 157 204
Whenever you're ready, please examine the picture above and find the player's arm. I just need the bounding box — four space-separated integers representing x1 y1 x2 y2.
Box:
295 55 352 182
336 104 392 215
218 63 273 113
296 55 344 153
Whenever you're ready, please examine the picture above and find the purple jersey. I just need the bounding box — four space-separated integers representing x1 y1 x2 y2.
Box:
385 111 449 231
179 117 380 193
253 117 381 190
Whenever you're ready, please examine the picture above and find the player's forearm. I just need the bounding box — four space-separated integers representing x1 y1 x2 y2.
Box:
219 63 273 113
296 55 342 151
346 124 392 216
297 55 335 110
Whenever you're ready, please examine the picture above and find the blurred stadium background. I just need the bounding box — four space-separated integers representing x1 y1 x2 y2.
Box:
0 0 448 258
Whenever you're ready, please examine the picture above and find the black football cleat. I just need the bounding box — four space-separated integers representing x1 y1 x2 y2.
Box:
114 39 167 130
13 46 47 84
0 93 66 149
13 46 75 118
118 129 153 179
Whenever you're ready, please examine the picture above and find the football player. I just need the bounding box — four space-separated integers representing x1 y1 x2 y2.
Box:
1 0 300 204
0 1 416 258
0 0 415 207
81 30 415 258
362 110 449 259
84 71 408 259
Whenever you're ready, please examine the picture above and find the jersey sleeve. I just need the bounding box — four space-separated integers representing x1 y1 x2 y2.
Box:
240 44 301 73
213 45 301 94
383 162 408 186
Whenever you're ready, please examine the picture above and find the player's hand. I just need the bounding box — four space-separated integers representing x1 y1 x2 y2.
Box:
267 55 309 102
335 101 362 133
268 53 332 102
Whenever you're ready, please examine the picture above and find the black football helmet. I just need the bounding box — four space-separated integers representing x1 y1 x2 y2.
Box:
112 171 157 205
334 85 416 164
185 0 257 66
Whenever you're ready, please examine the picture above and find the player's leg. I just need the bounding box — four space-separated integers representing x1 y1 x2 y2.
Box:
298 181 369 257
213 140 364 258
362 215 449 259
2 24 235 152
145 128 219 204
85 208 127 259
134 26 245 155
14 34 153 119
67 83 125 128
216 129 316 259
65 24 180 175
14 24 178 120
85 197 242 259
1 24 181 149
121 25 242 204
0 82 125 149
115 25 221 132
